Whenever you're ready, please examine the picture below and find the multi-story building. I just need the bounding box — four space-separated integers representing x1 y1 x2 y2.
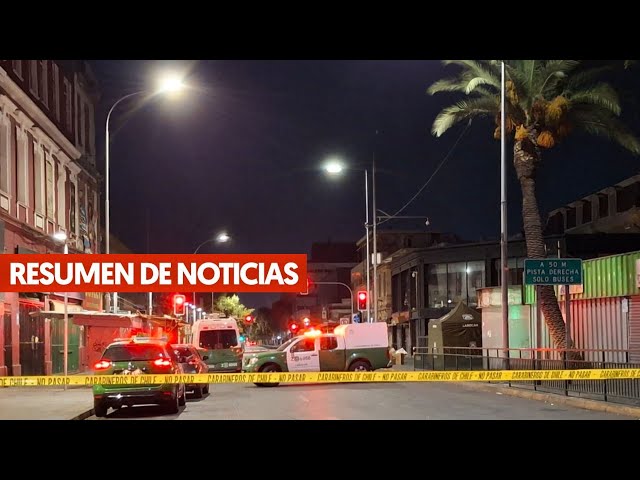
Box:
350 230 462 323
0 60 101 376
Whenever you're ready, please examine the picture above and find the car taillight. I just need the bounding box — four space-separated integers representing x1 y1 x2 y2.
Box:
154 358 172 367
94 360 111 370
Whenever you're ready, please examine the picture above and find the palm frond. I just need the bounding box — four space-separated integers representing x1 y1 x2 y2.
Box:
569 83 621 115
465 76 493 94
537 60 580 96
442 60 501 88
432 97 498 137
569 105 640 155
505 62 532 110
564 66 614 91
427 77 467 95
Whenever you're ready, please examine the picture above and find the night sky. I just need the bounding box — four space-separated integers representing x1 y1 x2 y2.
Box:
89 60 640 308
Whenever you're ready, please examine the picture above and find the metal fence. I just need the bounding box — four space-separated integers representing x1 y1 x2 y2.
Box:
413 344 640 406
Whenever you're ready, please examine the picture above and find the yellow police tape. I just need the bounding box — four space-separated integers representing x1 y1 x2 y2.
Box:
1 369 640 387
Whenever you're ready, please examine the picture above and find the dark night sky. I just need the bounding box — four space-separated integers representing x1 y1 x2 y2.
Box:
89 60 640 309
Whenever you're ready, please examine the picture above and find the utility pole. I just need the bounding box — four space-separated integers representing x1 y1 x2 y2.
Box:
500 61 510 363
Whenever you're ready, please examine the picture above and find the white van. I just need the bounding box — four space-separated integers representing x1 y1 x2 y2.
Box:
191 315 242 372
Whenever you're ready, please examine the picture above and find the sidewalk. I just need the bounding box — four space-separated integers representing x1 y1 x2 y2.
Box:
0 386 93 420
399 356 640 418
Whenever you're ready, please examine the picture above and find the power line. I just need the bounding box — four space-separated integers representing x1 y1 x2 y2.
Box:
377 119 473 227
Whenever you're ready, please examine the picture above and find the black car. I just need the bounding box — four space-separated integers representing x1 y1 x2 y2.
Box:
173 344 210 398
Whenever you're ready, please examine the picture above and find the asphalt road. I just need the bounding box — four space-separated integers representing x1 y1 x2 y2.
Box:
87 382 636 420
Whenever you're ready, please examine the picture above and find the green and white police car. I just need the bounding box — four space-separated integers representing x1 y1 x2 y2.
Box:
242 322 392 387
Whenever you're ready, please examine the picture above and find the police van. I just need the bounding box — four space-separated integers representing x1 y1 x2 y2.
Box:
191 314 243 373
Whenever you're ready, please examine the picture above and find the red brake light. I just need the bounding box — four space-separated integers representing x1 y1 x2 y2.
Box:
94 360 111 370
154 358 172 367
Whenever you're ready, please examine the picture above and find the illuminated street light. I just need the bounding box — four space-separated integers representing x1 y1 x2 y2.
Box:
324 159 344 175
216 232 231 243
157 74 185 94
106 71 187 313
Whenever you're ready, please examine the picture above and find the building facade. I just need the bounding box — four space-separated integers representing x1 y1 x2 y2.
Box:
350 230 462 323
0 60 101 376
391 232 640 356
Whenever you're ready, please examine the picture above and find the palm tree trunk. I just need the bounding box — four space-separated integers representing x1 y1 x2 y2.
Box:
513 140 580 361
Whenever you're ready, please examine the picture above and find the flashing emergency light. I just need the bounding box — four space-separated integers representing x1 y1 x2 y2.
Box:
303 328 321 338
357 291 368 311
173 294 186 316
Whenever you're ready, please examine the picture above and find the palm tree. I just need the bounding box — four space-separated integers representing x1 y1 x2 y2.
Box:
428 60 640 357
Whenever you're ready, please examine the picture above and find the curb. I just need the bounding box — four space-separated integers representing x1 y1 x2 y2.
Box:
70 408 93 420
455 381 640 418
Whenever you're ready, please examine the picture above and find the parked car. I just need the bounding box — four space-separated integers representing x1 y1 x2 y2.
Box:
92 336 187 417
173 344 210 398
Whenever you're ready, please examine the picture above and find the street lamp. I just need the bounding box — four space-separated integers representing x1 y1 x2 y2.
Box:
52 231 69 389
324 159 431 323
105 73 186 313
192 232 232 307
324 162 371 322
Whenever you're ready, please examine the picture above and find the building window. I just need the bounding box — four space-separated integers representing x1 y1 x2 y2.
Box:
34 145 44 214
39 61 48 108
466 260 485 307
0 117 8 193
52 64 60 121
582 200 592 223
16 128 28 205
493 258 523 286
12 60 23 79
45 159 55 219
69 180 76 235
447 262 467 306
598 194 609 218
424 261 487 309
63 79 72 132
29 61 39 97
427 264 448 308
566 207 576 229
84 103 92 153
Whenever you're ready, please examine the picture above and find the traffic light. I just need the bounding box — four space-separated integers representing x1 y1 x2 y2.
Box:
357 291 368 312
289 322 299 334
173 294 186 316
245 315 254 323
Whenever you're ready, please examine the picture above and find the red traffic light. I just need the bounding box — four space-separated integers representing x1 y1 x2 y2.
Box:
245 315 254 323
357 291 368 311
289 323 299 332
173 294 186 316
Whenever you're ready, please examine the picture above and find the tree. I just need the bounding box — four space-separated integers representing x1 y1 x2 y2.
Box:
249 307 275 341
428 60 640 356
215 294 253 330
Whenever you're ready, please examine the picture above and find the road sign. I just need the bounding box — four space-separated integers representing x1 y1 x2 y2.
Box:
524 258 583 285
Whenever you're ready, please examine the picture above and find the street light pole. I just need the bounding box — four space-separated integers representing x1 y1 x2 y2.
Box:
192 233 231 310
365 169 370 323
105 91 146 313
372 160 378 323
63 242 68 389
500 61 510 361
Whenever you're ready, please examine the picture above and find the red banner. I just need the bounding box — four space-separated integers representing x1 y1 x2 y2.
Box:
0 254 307 293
